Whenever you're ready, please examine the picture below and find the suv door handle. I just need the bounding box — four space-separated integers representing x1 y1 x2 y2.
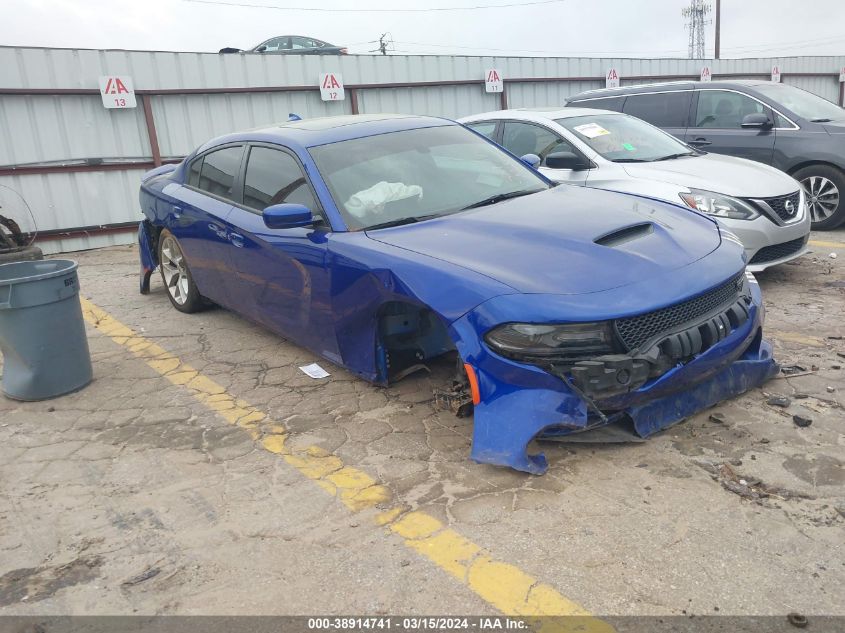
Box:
229 232 245 248
172 206 183 219
689 138 712 146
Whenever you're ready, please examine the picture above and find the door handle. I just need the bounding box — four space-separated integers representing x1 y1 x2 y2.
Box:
208 223 228 240
689 138 712 146
229 232 245 248
172 205 183 219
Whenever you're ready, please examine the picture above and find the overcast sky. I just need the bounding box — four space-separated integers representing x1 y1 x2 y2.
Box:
1 0 844 58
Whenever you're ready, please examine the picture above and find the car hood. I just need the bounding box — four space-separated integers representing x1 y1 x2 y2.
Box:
621 153 797 198
365 185 721 295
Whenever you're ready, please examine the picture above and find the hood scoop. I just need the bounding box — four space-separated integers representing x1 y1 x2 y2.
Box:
594 222 654 248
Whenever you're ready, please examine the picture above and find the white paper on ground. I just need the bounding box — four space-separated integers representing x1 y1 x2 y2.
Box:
299 363 330 379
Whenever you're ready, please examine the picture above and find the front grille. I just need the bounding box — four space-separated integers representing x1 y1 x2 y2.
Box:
762 191 801 223
614 274 744 351
749 235 808 265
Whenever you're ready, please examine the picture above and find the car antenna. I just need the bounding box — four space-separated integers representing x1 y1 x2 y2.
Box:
288 113 302 121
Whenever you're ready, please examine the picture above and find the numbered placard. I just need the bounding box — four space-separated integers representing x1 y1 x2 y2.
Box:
319 73 345 101
771 65 782 83
485 69 503 93
99 75 136 109
700 66 712 82
606 68 620 88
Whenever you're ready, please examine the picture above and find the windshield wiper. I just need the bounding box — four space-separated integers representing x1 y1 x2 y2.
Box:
810 118 833 123
611 158 652 163
651 152 698 161
461 189 541 210
365 214 438 231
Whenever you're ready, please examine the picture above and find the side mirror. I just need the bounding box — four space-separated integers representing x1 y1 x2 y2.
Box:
262 204 313 229
741 113 773 129
519 153 542 169
255 45 267 53
545 151 591 170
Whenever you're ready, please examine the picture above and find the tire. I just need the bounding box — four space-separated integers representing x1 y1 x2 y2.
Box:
0 245 43 263
157 230 205 313
793 164 845 230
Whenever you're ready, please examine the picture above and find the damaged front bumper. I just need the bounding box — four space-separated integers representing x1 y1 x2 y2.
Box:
451 271 778 475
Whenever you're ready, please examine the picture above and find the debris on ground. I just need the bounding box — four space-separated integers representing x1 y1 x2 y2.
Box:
298 363 330 379
708 412 726 424
793 415 813 428
787 612 809 628
693 460 815 502
781 364 806 375
766 395 791 408
121 566 161 587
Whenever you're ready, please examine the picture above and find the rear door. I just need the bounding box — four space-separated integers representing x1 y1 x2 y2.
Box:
170 144 244 307
500 120 590 185
223 144 338 359
685 89 776 164
621 90 692 141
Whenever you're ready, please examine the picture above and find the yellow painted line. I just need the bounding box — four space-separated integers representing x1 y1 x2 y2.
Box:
808 239 845 250
81 297 612 628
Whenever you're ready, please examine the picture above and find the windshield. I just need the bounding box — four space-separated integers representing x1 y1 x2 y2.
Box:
308 125 549 230
556 113 696 162
752 83 845 122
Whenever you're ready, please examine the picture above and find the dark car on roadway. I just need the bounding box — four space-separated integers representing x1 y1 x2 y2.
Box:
566 80 845 229
219 35 347 56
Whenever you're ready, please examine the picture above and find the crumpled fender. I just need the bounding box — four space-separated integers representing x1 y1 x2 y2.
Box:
138 220 158 295
453 272 777 474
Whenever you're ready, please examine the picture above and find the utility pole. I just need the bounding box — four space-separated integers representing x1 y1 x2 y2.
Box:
378 33 388 56
714 0 721 59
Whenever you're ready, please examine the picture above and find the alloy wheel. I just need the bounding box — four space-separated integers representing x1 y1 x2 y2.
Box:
160 236 190 305
801 175 840 223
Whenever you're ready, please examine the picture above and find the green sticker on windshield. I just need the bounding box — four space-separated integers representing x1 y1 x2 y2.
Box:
623 143 636 151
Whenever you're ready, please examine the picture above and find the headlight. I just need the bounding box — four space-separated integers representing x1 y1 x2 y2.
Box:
485 322 615 361
679 188 759 220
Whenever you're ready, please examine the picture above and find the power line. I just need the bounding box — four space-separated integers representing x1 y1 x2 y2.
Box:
183 0 566 12
387 34 844 57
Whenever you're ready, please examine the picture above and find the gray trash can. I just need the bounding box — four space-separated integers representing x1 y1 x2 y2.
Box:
0 259 93 400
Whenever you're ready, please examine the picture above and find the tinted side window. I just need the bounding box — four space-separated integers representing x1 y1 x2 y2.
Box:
465 121 497 140
502 121 578 166
571 96 624 112
262 37 289 51
188 157 202 187
694 90 766 128
623 92 691 128
198 146 243 200
243 147 318 212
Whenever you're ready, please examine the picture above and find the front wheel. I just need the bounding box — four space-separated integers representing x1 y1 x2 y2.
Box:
794 165 845 229
158 230 205 313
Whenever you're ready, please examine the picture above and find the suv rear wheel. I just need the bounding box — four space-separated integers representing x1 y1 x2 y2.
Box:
794 165 845 229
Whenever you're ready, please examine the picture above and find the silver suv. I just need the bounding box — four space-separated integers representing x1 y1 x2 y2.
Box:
567 80 845 229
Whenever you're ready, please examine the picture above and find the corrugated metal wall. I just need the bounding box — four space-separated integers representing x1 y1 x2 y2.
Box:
1 46 843 253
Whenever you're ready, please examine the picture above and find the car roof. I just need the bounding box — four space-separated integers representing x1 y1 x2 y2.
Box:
198 114 452 153
568 79 773 100
460 107 620 123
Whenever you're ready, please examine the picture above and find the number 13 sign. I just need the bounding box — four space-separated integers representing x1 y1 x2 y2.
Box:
98 75 137 109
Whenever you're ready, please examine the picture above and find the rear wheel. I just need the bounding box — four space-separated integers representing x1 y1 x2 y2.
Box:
794 165 845 229
158 230 205 313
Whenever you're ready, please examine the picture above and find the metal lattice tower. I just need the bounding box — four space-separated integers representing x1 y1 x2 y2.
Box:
681 0 711 59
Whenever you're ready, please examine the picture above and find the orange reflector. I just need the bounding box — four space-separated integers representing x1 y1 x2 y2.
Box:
464 363 481 405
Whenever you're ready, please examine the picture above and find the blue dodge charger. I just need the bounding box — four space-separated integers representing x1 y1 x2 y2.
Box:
138 114 777 474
